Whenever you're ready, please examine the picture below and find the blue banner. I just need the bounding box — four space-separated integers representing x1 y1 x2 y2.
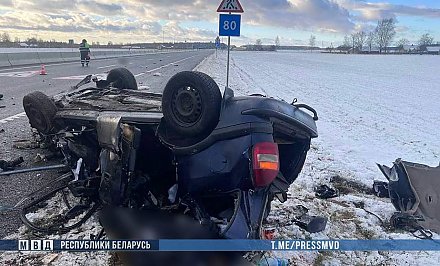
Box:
6 239 440 252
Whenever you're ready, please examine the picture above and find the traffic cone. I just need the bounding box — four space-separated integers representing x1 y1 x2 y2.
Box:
39 64 47 75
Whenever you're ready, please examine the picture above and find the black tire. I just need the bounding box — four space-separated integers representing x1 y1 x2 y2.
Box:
23 91 57 134
162 71 221 137
106 68 138 90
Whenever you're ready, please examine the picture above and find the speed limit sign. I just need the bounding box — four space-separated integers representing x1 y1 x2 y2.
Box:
219 14 241 37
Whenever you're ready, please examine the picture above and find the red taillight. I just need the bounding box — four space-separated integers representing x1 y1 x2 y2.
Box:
252 142 279 187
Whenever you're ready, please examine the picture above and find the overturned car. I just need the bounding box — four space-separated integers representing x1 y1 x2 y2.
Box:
20 68 318 242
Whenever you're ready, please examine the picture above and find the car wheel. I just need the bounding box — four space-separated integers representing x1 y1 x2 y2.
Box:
107 68 138 90
162 71 222 138
23 91 57 134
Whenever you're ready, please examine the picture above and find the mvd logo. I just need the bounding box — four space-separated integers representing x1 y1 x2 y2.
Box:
18 240 54 251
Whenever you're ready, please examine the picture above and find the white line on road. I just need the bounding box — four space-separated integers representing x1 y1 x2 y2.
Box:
0 112 26 124
0 70 39 78
134 55 197 77
97 64 117 69
52 73 107 80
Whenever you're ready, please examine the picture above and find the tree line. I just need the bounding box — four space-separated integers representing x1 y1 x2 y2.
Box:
340 18 437 53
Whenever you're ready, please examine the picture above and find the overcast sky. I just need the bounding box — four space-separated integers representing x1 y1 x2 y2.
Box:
0 0 439 46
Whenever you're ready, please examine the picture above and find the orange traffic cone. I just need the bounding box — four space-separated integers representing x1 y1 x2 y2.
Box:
39 64 47 75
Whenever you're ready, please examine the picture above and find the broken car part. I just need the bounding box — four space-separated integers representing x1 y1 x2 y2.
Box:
314 184 339 199
0 156 24 171
372 181 389 198
378 159 440 234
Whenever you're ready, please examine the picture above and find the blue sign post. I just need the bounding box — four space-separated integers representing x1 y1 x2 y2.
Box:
217 0 244 89
219 14 241 37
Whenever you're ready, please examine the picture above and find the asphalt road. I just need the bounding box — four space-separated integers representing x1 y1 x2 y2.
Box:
0 50 212 238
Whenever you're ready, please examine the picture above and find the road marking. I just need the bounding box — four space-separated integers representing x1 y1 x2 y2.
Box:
0 112 27 124
97 64 117 69
53 73 107 80
0 70 39 78
135 55 197 77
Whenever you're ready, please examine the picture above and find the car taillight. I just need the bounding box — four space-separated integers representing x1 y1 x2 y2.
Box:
252 142 279 187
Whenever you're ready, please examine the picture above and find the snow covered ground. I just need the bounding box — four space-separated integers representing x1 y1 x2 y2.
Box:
196 51 440 265
1 51 439 265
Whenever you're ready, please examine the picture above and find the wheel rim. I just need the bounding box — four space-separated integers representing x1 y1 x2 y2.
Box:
171 86 202 127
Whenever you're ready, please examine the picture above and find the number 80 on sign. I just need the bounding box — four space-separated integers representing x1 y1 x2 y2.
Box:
219 14 241 37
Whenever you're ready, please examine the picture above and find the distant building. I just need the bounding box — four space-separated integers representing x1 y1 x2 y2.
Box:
386 47 401 54
68 39 74 45
361 46 380 54
426 45 440 54
402 44 419 53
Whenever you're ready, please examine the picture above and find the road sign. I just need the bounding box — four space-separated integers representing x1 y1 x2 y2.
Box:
217 0 244 13
215 37 221 48
219 14 241 37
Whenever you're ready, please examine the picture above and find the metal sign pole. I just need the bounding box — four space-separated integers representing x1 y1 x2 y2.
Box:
218 0 244 89
226 35 231 88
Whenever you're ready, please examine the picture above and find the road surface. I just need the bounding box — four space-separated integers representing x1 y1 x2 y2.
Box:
0 50 212 238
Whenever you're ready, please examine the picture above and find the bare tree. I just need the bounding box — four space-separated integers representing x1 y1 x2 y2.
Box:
418 33 434 48
353 31 366 51
1 32 11 43
366 31 375 52
309 35 316 51
374 18 396 53
396 38 409 48
255 39 262 51
275 36 280 47
343 35 351 48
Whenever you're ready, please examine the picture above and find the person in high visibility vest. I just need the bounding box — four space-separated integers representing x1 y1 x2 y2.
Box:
79 39 91 67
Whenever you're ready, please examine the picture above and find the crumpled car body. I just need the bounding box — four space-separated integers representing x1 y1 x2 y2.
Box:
21 71 318 241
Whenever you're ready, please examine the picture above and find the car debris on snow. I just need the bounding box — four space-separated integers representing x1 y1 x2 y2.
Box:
0 157 24 171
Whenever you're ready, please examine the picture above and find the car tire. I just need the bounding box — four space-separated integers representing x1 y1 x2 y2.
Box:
162 71 222 137
23 91 57 134
107 68 138 90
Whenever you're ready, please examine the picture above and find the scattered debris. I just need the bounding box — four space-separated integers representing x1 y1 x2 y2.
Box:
0 93 3 99
0 105 5 108
314 184 339 199
390 212 432 239
294 214 328 233
263 227 276 240
13 139 41 149
41 253 59 264
281 205 328 233
0 156 24 171
153 72 162 76
0 129 4 133
372 181 389 198
34 153 48 163
174 64 179 66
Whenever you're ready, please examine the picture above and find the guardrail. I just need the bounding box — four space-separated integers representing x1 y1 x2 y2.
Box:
0 49 191 68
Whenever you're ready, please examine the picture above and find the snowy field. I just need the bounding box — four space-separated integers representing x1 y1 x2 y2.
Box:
1 51 439 265
196 51 440 265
